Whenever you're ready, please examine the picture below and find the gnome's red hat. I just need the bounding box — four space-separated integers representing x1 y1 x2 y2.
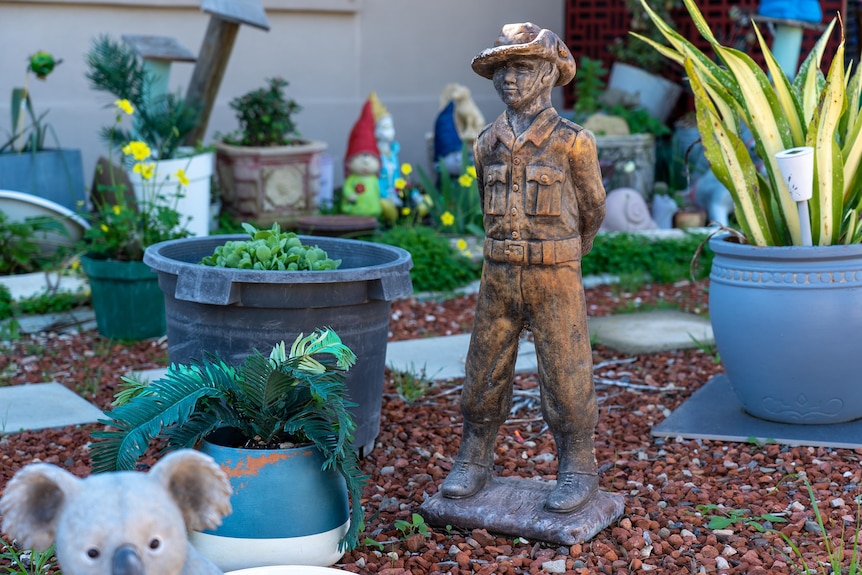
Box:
345 100 380 165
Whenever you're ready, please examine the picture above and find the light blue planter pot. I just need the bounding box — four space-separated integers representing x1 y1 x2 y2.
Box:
709 235 862 424
0 149 85 211
190 428 349 571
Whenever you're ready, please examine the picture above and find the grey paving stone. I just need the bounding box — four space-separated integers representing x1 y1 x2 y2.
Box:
588 310 714 354
0 382 104 433
652 375 862 449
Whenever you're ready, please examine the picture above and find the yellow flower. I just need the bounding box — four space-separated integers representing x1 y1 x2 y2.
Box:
458 174 474 187
123 141 151 161
174 168 190 187
112 204 121 215
76 200 85 208
133 162 156 180
395 178 407 190
441 211 455 227
456 238 468 251
466 166 477 178
401 207 411 216
114 99 134 115
401 163 413 176
100 224 109 233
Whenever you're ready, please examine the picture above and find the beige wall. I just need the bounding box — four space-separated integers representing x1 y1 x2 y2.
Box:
0 0 565 192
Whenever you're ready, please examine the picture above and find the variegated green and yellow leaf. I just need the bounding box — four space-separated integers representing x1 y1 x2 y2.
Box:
807 40 845 245
688 59 774 246
753 23 804 146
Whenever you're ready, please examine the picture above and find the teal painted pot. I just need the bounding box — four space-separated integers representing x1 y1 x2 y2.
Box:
709 235 862 424
80 256 165 340
190 428 349 571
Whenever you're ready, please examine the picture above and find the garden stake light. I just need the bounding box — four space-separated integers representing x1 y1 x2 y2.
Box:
775 146 814 246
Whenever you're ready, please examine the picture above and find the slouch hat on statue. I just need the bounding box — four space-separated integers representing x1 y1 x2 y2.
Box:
471 22 576 87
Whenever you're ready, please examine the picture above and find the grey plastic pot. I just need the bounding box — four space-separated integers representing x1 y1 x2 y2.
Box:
143 235 413 455
709 234 862 424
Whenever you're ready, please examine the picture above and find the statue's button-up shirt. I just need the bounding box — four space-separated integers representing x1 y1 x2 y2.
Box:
474 107 606 254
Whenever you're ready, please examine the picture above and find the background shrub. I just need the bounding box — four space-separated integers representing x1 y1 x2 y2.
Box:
373 226 481 293
583 232 713 282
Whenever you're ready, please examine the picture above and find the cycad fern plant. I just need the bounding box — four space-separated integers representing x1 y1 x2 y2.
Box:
89 328 367 551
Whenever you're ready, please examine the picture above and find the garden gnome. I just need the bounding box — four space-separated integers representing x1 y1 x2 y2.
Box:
342 99 383 218
440 23 607 515
434 100 464 177
0 450 232 575
370 92 401 220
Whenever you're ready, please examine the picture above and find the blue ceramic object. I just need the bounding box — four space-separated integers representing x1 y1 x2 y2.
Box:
709 235 862 424
191 428 350 570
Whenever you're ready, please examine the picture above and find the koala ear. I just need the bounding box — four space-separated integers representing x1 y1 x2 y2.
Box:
0 463 82 551
149 450 232 532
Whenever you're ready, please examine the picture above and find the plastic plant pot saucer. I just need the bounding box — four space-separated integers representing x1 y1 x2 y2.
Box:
0 189 89 255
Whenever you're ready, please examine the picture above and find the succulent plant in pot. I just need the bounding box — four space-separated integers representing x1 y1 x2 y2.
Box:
215 77 328 226
89 328 367 570
637 0 862 426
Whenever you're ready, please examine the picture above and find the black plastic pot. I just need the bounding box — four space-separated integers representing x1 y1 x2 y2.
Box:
143 235 413 455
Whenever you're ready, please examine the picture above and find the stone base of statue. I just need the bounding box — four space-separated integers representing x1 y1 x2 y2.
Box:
419 476 625 545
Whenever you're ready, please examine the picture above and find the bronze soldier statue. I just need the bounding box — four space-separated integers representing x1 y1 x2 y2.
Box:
440 22 606 514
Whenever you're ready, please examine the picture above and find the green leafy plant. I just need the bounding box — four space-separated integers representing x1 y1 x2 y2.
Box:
0 284 13 322
2 50 62 153
582 231 714 282
86 35 200 159
221 77 302 147
609 0 682 75
774 476 862 574
89 328 367 551
0 538 57 575
201 222 341 270
573 57 608 117
697 503 787 532
15 289 88 316
394 513 431 538
637 0 862 246
0 212 67 274
416 159 483 237
389 362 438 403
80 101 190 261
373 225 480 292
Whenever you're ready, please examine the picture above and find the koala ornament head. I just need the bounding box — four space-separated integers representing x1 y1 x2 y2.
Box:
0 450 232 575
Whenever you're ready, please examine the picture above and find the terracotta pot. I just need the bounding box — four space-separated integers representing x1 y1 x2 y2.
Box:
215 140 327 227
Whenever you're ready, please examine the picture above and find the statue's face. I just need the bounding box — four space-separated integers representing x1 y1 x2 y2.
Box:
492 57 551 110
375 116 395 143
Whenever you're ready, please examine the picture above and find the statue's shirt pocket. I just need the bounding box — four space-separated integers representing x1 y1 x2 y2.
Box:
484 164 508 215
525 165 564 216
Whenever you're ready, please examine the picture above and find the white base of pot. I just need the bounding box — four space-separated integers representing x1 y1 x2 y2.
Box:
190 521 348 572
226 567 347 575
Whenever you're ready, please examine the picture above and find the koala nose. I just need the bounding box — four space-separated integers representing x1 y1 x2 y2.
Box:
112 545 144 575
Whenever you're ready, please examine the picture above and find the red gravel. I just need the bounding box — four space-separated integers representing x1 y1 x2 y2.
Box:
2 278 859 574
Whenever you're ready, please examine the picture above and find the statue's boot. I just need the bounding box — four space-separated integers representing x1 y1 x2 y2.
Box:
440 421 496 498
544 471 598 513
545 433 598 513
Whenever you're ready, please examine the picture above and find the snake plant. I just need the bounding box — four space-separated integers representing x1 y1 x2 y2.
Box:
635 0 862 246
89 328 366 551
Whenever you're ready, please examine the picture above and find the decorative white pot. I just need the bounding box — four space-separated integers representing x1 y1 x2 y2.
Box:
607 62 683 123
128 151 214 237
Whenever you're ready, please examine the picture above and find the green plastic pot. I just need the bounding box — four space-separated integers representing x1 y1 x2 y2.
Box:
80 255 165 340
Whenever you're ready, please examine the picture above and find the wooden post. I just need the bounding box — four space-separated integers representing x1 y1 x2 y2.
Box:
183 0 270 146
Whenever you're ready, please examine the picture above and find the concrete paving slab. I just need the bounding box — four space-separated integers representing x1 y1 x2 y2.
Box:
652 375 862 449
13 307 97 334
588 310 713 354
384 333 537 379
0 382 104 433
